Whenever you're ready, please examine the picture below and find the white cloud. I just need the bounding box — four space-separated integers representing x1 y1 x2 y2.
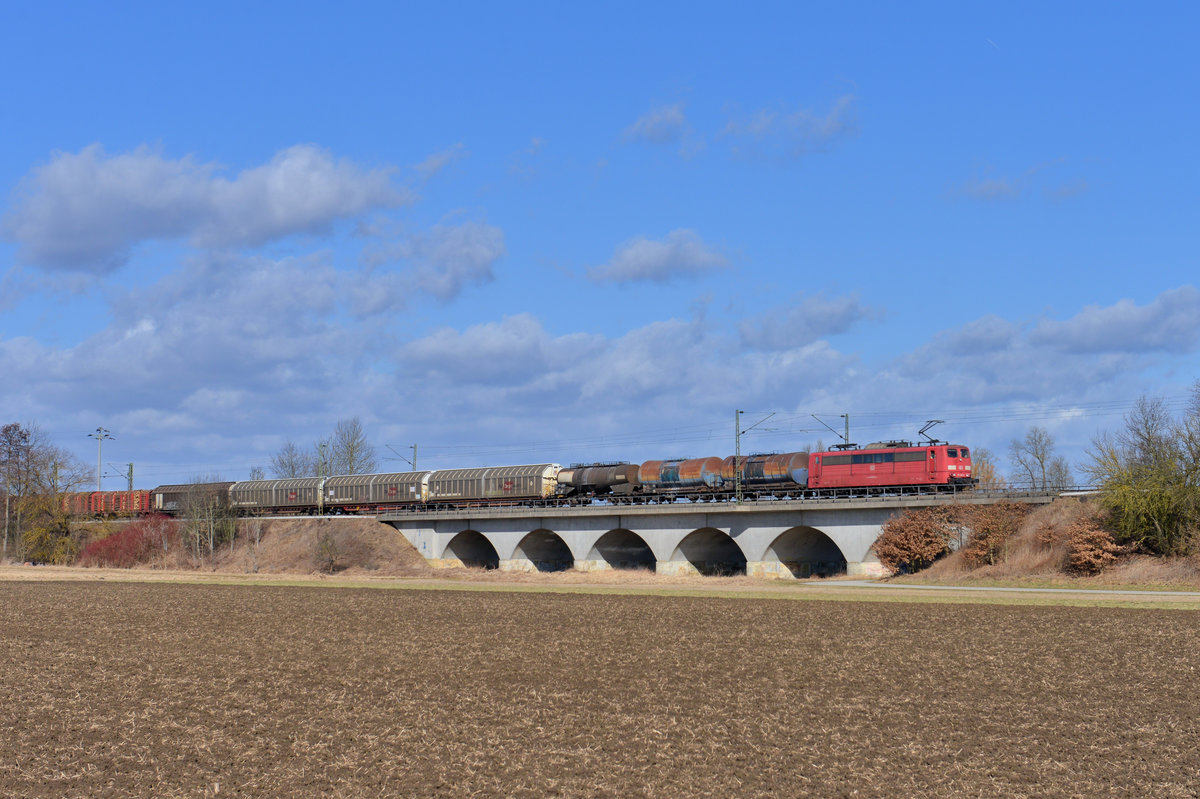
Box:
960 177 1021 200
402 314 604 387
414 143 467 181
739 294 879 350
870 288 1200 410
721 95 856 158
956 158 1088 203
4 273 1196 485
623 104 688 145
0 250 397 469
2 143 407 272
1030 286 1200 354
587 229 727 284
390 312 857 450
358 220 506 308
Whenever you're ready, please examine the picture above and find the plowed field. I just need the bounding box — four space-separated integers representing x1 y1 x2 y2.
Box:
1 582 1198 797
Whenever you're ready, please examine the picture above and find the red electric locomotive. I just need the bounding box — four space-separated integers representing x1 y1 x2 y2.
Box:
807 442 974 491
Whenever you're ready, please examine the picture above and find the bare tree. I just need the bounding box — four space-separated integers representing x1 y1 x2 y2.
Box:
1 423 32 560
270 418 378 479
2 422 88 562
248 466 265 481
970 447 1006 489
1084 390 1200 555
1009 426 1059 489
181 476 236 560
330 417 377 475
270 440 314 478
248 519 263 573
1047 456 1074 490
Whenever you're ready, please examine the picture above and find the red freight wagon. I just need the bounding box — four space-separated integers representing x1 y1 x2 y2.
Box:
60 490 153 516
62 492 91 515
109 489 151 514
807 443 974 490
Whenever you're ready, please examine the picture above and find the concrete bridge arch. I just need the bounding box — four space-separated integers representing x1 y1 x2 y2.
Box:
583 529 656 571
441 529 499 569
510 528 573 572
387 494 1057 579
664 527 748 576
750 526 848 579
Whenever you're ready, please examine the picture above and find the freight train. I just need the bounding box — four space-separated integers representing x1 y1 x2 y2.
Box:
64 441 975 517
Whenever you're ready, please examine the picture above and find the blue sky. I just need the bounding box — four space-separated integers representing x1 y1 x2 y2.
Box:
1 2 1197 486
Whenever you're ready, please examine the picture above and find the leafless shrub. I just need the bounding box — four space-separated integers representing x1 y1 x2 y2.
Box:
872 508 955 575
314 529 341 573
1066 521 1122 575
960 502 1030 567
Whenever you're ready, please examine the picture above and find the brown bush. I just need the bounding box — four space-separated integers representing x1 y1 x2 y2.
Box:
960 502 1031 567
872 508 955 575
1066 521 1122 575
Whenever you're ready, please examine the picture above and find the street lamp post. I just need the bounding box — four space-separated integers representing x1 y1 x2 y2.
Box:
89 427 113 492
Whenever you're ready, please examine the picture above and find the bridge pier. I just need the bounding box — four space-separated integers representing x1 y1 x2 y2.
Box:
745 560 887 579
656 560 701 577
847 561 889 578
746 561 797 579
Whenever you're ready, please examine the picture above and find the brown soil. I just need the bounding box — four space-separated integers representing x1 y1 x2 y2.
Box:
1 582 1198 797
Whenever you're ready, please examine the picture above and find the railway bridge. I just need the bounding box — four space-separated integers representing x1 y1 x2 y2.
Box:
382 490 1060 579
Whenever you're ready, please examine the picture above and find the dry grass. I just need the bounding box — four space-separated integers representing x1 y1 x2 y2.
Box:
1093 554 1200 587
900 499 1200 590
935 500 1089 579
74 517 436 577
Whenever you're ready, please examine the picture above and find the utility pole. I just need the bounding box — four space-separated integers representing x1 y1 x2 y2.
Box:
89 427 113 492
811 414 852 448
734 410 775 504
734 410 742 504
126 463 134 492
386 444 419 471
